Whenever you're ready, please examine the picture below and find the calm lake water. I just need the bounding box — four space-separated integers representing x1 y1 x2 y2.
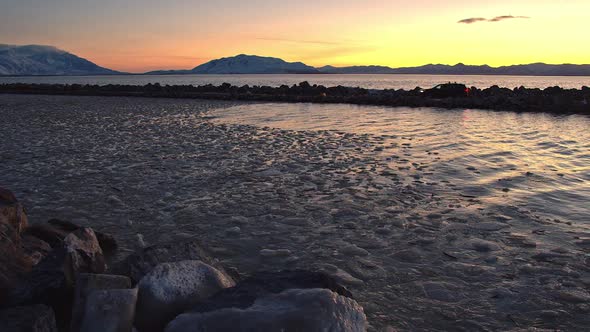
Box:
211 103 590 229
1 74 589 90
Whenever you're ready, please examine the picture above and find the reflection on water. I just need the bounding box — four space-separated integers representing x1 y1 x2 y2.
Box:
211 103 590 228
1 73 589 89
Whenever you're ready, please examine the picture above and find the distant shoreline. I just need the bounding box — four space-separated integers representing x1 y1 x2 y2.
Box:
2 73 590 78
1 82 589 115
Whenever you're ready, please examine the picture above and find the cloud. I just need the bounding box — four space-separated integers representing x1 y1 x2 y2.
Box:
458 15 530 24
489 15 530 22
458 17 487 24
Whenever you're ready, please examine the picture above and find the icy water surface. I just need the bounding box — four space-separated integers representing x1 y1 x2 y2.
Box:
211 103 590 230
2 94 590 331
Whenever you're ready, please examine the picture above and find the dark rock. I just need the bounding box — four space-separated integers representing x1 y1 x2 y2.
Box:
0 187 18 203
0 187 28 234
23 219 117 256
423 83 468 98
8 248 73 330
1 83 589 114
188 270 353 315
71 273 132 332
48 219 118 255
20 233 52 265
22 223 69 248
79 288 138 332
62 228 107 284
0 304 57 332
166 288 367 332
9 228 106 329
135 260 235 332
113 240 233 283
0 222 31 305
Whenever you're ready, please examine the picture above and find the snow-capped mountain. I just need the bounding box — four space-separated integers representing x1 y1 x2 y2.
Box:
0 44 120 76
191 54 319 74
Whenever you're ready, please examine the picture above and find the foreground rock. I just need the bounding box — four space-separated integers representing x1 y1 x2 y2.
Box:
49 218 118 255
166 288 367 332
79 288 138 332
135 260 235 332
114 240 234 283
0 187 28 233
24 219 117 257
0 221 30 304
62 228 107 284
9 228 107 329
71 273 133 332
189 270 353 314
0 188 31 304
0 304 57 332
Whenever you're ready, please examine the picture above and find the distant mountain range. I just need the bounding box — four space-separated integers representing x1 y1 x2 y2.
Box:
0 44 121 76
1 45 590 77
146 54 318 75
320 63 590 76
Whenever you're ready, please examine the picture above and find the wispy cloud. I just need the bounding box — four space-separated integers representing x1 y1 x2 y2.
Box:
458 15 530 24
458 17 487 24
489 15 530 22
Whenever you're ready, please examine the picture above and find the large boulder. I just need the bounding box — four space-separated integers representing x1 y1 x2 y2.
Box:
188 270 353 314
114 240 234 283
0 304 57 332
79 288 138 332
165 288 368 332
71 273 132 332
135 260 235 332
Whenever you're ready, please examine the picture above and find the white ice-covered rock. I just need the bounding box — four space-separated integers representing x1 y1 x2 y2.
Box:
165 288 368 332
135 260 235 332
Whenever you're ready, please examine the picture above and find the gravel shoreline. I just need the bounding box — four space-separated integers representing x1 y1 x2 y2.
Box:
1 94 589 331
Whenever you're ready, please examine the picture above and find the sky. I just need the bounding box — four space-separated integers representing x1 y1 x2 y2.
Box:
1 0 589 73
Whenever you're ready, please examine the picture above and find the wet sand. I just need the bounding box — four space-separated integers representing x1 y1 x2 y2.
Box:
1 94 589 331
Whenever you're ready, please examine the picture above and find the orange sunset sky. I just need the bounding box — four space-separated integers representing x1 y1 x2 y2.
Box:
1 0 589 73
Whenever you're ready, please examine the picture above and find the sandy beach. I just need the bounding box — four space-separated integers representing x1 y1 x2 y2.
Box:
1 94 589 331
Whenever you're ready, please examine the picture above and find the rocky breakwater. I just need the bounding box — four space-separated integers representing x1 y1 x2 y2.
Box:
0 187 368 332
1 82 589 114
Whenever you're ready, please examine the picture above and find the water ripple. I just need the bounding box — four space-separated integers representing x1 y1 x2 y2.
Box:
212 103 590 227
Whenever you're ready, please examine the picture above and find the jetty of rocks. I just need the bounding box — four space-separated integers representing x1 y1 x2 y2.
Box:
1 82 589 114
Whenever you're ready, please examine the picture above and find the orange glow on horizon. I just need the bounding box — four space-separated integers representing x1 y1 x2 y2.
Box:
2 0 589 73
